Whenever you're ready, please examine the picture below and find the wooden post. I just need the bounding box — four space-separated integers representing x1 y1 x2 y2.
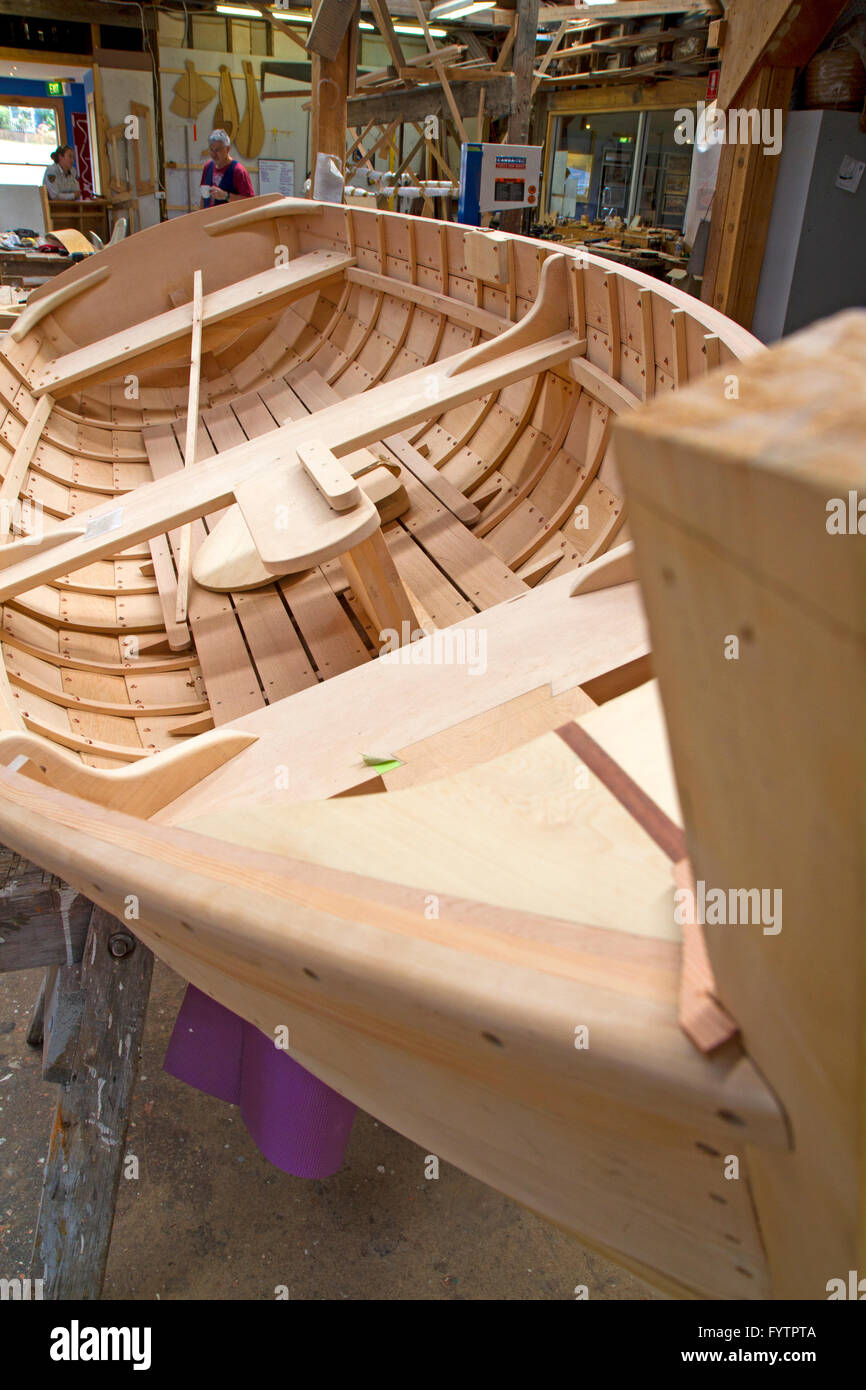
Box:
615 310 866 1298
32 906 154 1299
700 66 795 328
700 0 850 327
501 0 540 234
310 0 357 186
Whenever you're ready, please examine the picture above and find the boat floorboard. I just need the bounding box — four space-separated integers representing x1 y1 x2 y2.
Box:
142 369 527 729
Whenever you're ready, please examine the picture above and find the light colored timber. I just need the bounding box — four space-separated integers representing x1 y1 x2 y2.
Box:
9 262 111 343
158 572 653 816
0 727 256 817
0 325 585 601
570 541 636 596
234 455 380 574
381 433 479 525
446 255 580 377
614 309 866 1299
175 269 204 626
32 251 354 398
148 533 191 651
345 267 508 337
0 684 788 1301
298 439 361 512
203 195 324 235
0 395 54 538
0 198 799 1301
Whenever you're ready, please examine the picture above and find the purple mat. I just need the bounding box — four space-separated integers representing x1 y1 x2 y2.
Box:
164 985 356 1178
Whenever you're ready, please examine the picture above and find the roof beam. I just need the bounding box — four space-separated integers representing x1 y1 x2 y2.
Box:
347 72 513 124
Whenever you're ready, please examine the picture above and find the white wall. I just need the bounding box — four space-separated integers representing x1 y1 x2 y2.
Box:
97 66 162 230
159 44 310 214
157 18 433 214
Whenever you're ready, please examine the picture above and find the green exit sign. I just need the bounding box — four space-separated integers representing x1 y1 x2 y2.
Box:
46 80 64 96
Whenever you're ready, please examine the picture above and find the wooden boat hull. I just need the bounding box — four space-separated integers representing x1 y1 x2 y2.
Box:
0 196 805 1300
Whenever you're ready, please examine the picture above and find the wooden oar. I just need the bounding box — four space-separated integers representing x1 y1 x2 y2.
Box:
175 269 204 625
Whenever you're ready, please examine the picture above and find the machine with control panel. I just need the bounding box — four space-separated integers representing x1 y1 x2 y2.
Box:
457 142 543 225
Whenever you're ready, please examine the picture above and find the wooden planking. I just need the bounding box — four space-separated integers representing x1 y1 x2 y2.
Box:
287 364 479 526
143 423 265 725
279 568 371 679
198 398 323 701
0 325 584 602
0 396 54 538
0 690 785 1300
33 251 354 397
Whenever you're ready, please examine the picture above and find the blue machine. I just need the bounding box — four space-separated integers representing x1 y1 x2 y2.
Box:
458 142 544 226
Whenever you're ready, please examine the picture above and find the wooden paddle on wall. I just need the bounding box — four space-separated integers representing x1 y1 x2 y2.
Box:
214 65 239 140
170 60 216 120
236 60 264 159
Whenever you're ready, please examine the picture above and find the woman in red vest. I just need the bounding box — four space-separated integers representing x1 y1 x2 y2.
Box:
200 129 255 208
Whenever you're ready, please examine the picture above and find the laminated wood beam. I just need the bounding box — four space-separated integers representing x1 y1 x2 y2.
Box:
32 251 354 398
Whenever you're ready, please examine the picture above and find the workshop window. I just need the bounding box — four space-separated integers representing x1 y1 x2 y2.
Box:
547 108 691 231
0 98 64 187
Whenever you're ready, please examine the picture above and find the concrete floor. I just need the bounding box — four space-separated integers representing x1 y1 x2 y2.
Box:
1 958 660 1301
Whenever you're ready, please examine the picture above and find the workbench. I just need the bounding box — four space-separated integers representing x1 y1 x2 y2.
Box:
0 249 71 288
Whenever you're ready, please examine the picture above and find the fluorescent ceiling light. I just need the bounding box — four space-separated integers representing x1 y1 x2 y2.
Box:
216 5 263 15
267 11 445 36
430 1 496 22
393 24 448 37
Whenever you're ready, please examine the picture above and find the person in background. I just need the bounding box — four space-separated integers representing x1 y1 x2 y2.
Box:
200 129 254 208
43 145 81 201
